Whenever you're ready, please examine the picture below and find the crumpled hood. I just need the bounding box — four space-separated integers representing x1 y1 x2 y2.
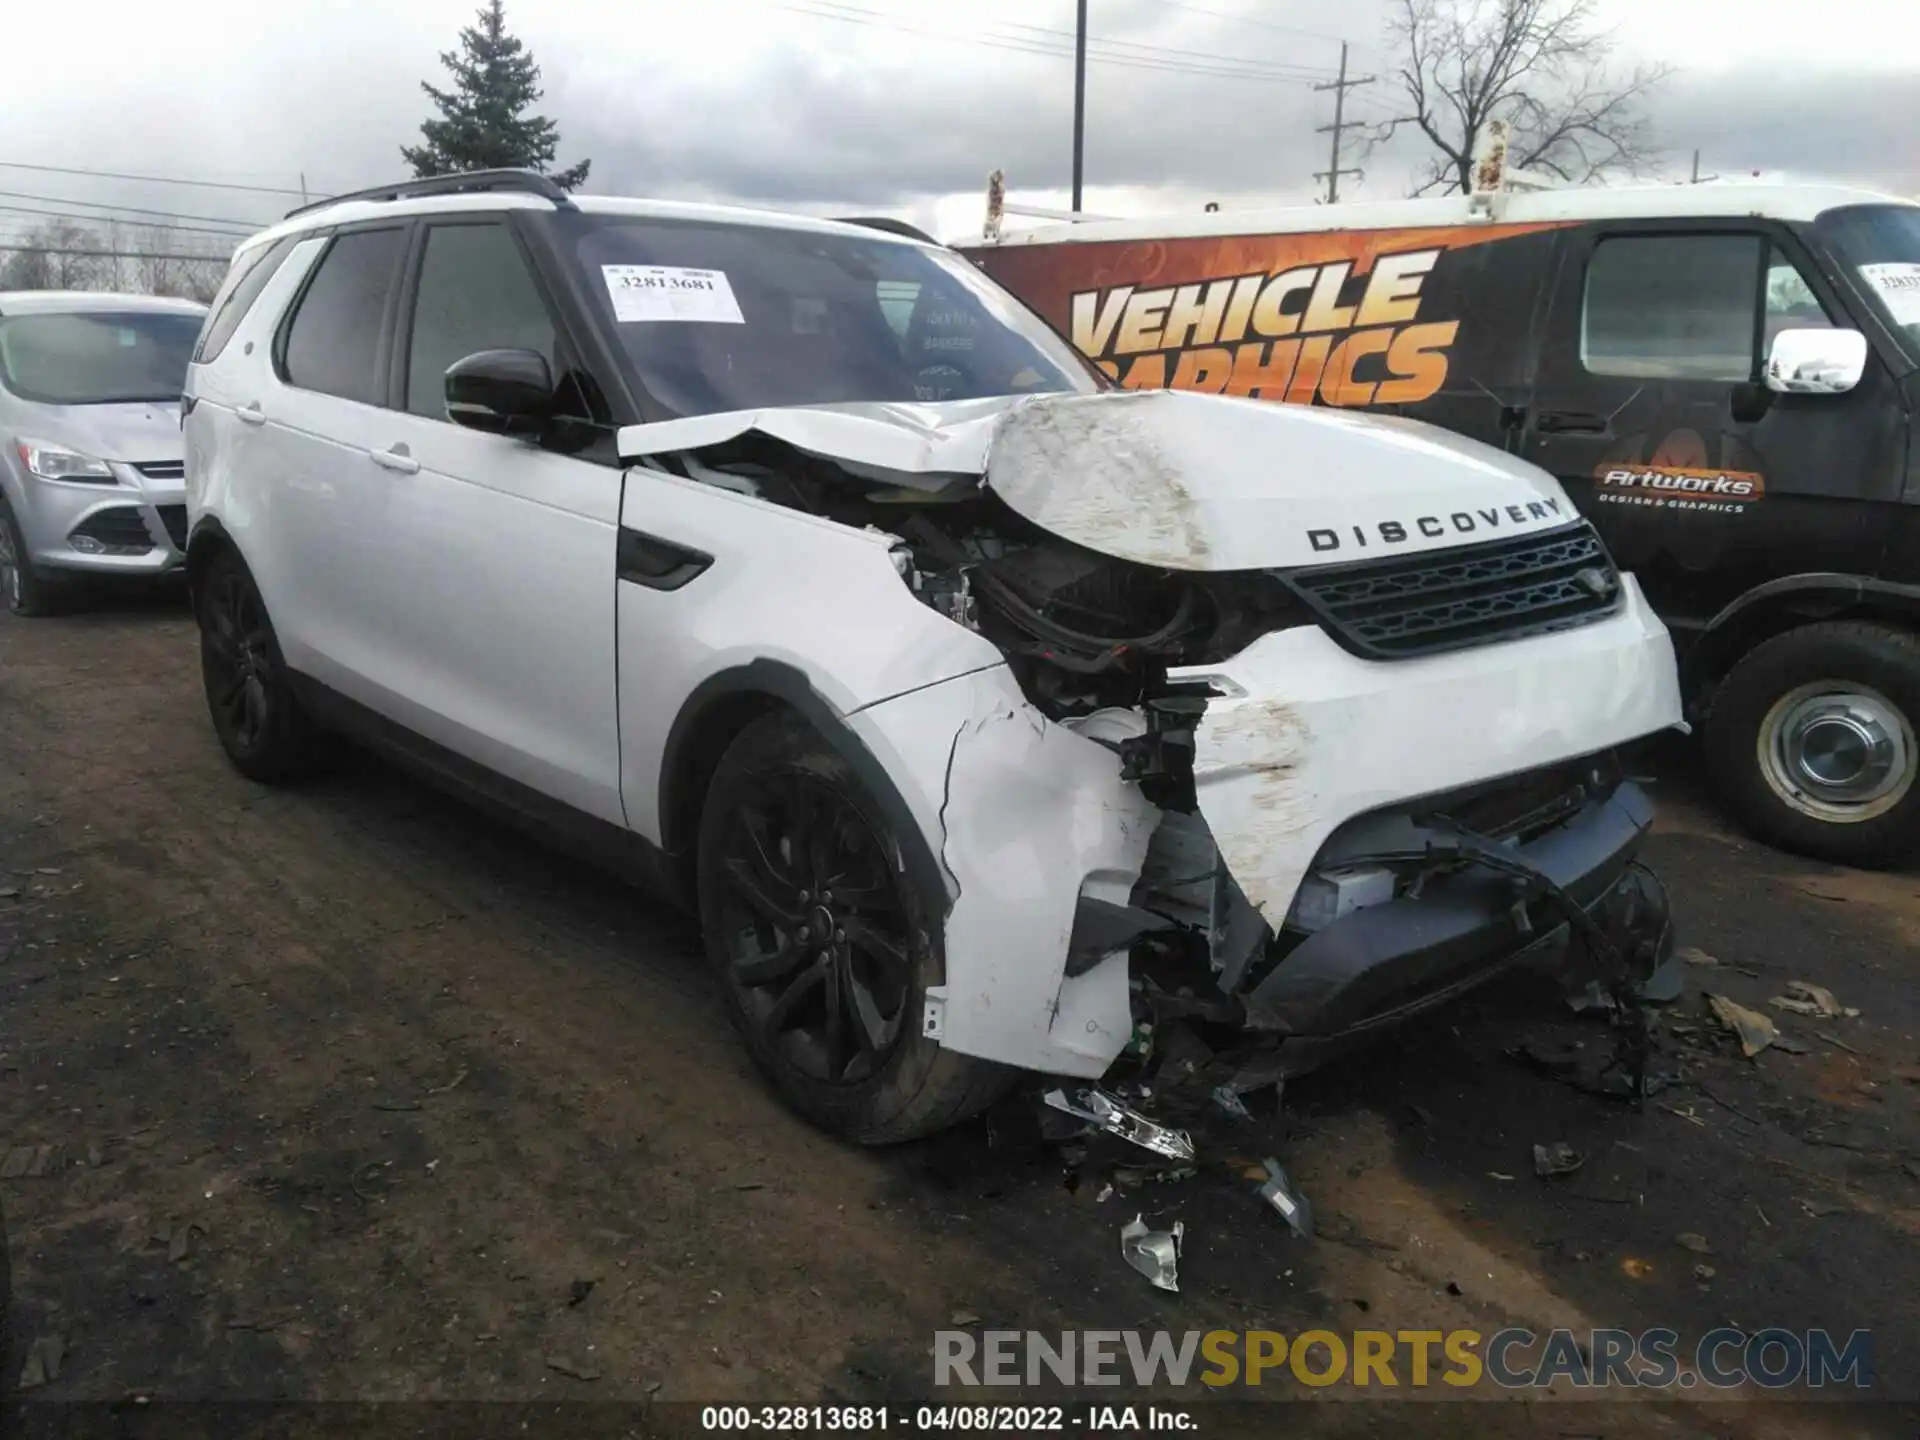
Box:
617 389 1576 572
16 401 183 466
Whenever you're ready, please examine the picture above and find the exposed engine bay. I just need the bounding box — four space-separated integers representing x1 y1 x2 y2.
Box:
621 389 1686 1087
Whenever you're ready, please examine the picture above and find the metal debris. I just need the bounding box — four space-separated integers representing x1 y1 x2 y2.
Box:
1255 1157 1314 1239
18 1334 65 1390
1706 994 1778 1058
1676 945 1719 968
1119 1213 1184 1292
1533 1142 1584 1178
1676 1232 1712 1254
1209 1086 1252 1121
1768 981 1858 1019
545 1356 602 1382
1042 1087 1196 1162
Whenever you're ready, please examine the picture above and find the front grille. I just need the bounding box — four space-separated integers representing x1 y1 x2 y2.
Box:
1280 522 1623 660
134 460 185 480
156 504 188 550
69 506 154 554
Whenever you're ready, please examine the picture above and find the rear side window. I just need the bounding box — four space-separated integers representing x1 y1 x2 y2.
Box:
194 234 299 364
404 223 557 418
281 227 407 405
1582 234 1765 382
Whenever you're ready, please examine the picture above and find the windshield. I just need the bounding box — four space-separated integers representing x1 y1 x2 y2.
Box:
571 216 1104 418
0 310 203 405
1818 204 1920 360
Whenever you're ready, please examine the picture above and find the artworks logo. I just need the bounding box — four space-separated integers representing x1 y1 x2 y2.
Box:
1069 244 1458 408
1596 465 1767 504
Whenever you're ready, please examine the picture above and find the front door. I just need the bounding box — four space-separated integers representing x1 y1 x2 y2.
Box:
1521 222 1908 633
336 217 626 825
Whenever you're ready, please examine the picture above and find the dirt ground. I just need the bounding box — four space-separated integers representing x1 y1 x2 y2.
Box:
2 585 1917 1437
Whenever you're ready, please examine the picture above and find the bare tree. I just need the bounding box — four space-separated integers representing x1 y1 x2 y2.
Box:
0 219 111 290
127 225 232 303
1371 0 1671 196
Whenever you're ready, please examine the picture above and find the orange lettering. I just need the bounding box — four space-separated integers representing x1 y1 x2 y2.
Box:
1250 266 1316 338
1115 287 1174 355
1301 262 1357 333
1224 339 1300 399
1218 273 1266 345
1355 249 1440 328
1320 327 1395 407
1171 346 1233 393
1375 320 1458 404
1120 352 1169 389
1161 282 1233 350
1096 359 1121 381
1287 335 1333 405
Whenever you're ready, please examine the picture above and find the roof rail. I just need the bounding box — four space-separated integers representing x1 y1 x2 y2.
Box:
835 216 941 245
283 168 575 221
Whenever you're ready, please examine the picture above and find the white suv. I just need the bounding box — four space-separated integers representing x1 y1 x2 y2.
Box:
184 170 1685 1142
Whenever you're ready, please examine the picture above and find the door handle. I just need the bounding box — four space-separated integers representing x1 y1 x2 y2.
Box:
236 402 266 427
1534 410 1609 435
369 444 420 475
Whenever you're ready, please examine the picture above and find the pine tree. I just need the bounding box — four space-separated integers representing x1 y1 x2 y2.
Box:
401 0 591 190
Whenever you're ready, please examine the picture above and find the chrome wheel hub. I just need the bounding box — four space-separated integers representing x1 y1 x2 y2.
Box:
1757 681 1915 823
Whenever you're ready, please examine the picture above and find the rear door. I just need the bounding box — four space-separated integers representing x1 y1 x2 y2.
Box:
1521 222 1907 632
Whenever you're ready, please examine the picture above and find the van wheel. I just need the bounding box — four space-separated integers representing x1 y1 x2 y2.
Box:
0 496 62 617
1706 621 1920 868
196 550 321 782
697 712 1012 1144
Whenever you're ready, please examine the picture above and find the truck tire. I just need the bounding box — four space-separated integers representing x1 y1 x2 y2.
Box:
1705 621 1920 868
696 711 1013 1143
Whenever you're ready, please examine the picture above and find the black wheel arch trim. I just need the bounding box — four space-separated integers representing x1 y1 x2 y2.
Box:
660 659 953 923
1686 572 1920 695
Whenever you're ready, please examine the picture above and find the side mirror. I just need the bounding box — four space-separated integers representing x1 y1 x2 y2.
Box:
444 348 553 435
1764 328 1867 395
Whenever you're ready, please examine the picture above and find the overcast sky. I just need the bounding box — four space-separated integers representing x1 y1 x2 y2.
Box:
3 0 1916 256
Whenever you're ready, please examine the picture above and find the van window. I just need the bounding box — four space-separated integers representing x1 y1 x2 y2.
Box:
1582 234 1765 382
195 234 300 365
404 223 558 419
1764 247 1834 351
1818 203 1920 360
280 227 407 406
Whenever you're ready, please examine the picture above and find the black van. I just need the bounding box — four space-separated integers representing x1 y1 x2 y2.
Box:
965 180 1920 868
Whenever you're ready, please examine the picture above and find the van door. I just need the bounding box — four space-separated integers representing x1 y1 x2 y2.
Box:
1520 222 1907 633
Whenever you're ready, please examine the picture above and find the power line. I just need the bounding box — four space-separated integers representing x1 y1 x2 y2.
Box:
0 160 310 199
0 203 252 242
0 189 263 233
993 17 1337 79
780 2 1337 84
0 243 231 263
1136 0 1366 51
1313 42 1374 203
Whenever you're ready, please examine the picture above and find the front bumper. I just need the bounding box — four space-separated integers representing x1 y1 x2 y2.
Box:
7 461 187 576
1238 781 1664 1072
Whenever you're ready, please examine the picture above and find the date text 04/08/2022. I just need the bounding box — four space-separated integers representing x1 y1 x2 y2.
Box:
699 1405 1198 1431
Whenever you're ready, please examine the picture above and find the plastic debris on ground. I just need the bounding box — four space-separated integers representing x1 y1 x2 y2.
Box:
1508 1038 1673 1100
1254 1157 1314 1239
1768 981 1858 1019
1706 994 1780 1058
1042 1086 1196 1163
1119 1213 1184 1291
1209 1085 1252 1120
1533 1141 1584 1178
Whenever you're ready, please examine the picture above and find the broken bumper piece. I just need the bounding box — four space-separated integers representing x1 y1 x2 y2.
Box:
1239 782 1667 1069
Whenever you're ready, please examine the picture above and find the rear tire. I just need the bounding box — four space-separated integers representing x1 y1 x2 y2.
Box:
195 549 321 783
696 712 1012 1143
1705 621 1920 868
0 496 63 618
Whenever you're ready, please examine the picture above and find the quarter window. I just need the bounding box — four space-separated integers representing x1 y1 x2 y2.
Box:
195 234 300 364
280 227 406 405
1581 234 1765 382
403 223 558 419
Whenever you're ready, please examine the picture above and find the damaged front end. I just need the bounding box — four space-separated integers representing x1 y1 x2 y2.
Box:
619 389 1685 1093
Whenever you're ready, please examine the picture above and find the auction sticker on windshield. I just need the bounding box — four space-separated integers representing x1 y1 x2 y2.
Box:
603 265 745 324
1859 262 1920 326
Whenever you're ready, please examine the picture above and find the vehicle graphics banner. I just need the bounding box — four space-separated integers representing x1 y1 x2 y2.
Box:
966 223 1573 411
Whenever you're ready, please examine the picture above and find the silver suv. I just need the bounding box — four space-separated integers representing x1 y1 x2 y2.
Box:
0 290 207 615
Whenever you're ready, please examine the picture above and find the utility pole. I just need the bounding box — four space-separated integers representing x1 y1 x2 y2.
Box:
1688 150 1718 184
1071 0 1088 212
299 172 309 205
1313 42 1373 204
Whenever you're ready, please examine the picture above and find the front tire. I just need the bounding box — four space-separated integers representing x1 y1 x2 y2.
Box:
0 495 62 618
696 712 1011 1143
196 550 320 782
1705 621 1920 868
